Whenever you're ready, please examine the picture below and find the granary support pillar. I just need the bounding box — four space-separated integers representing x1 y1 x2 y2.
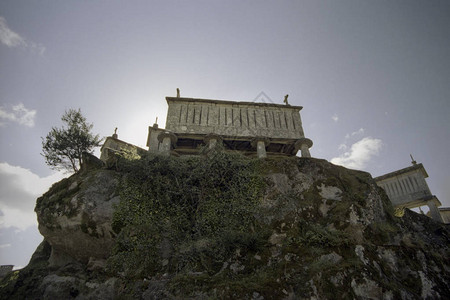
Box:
157 132 177 155
295 138 313 158
427 199 443 223
204 133 223 150
251 137 270 158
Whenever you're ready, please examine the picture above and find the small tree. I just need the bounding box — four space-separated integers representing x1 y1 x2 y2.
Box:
41 108 102 173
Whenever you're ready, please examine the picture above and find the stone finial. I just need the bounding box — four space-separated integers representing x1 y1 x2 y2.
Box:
112 127 118 139
153 117 159 129
177 88 180 98
410 154 417 165
284 94 289 105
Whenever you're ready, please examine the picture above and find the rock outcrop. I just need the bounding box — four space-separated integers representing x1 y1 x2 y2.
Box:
1 153 449 299
36 168 120 268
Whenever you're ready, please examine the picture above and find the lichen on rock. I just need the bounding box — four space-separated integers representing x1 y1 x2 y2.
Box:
1 152 449 299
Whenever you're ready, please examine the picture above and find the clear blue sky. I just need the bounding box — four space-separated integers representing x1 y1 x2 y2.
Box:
1 0 449 268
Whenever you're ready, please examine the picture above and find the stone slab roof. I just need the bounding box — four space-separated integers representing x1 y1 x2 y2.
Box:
100 136 147 153
374 163 428 181
166 97 303 110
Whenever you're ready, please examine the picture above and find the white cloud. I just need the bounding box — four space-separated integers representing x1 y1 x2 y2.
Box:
332 113 339 122
344 128 365 140
0 225 43 267
331 137 382 170
0 16 45 54
338 143 347 151
0 16 26 47
351 128 365 136
0 103 37 127
0 162 65 230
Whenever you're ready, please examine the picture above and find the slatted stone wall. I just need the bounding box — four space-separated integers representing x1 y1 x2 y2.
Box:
165 97 305 139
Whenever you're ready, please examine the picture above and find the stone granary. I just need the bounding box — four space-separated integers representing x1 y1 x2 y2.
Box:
0 265 13 279
374 157 444 223
147 96 313 158
100 130 147 165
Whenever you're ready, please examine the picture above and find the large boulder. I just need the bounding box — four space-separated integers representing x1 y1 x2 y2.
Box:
35 169 120 267
1 154 449 299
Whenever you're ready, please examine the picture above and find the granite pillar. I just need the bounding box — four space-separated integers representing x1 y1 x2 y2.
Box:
294 138 313 158
251 137 270 158
157 132 177 155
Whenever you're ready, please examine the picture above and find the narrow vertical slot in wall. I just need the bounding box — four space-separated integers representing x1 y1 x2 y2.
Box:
246 109 249 127
225 108 227 125
292 112 296 129
404 179 411 192
413 177 419 188
392 183 397 196
387 183 392 196
231 108 234 126
408 177 415 190
264 110 268 127
400 180 407 193
239 108 242 127
398 180 403 194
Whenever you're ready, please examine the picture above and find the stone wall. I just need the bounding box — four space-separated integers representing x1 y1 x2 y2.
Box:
100 137 146 163
375 164 433 207
0 265 13 279
165 97 305 139
374 163 443 222
438 208 450 224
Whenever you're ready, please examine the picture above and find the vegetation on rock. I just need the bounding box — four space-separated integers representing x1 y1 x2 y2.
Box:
109 151 266 279
1 151 449 299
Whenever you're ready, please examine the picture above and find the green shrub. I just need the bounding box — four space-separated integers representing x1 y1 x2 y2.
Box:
107 151 266 278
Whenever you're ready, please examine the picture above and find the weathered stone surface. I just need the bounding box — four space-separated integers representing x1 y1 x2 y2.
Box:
147 97 314 157
80 152 104 172
318 183 342 201
35 169 120 266
165 97 305 139
1 155 449 299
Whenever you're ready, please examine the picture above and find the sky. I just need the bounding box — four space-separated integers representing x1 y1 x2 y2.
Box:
1 0 449 268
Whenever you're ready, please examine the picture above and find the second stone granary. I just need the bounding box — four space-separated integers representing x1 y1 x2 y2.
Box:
147 96 313 158
374 160 444 223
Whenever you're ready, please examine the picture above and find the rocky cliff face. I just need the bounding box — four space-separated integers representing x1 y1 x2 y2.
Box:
1 152 449 299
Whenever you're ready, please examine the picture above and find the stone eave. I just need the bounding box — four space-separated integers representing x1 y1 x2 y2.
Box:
374 163 428 182
166 97 303 110
397 195 441 209
173 133 301 144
